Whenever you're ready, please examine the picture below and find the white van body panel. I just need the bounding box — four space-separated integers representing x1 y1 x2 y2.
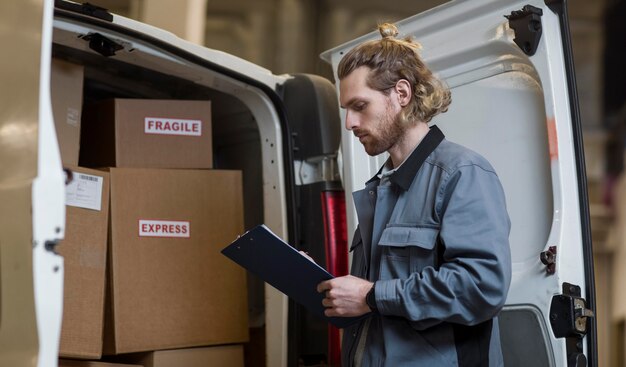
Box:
52 16 288 91
0 0 66 366
323 0 592 365
33 1 66 367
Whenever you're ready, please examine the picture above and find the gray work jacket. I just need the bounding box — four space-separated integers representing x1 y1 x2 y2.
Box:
342 126 512 367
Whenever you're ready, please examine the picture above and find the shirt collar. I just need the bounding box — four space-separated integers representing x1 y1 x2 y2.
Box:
366 125 445 190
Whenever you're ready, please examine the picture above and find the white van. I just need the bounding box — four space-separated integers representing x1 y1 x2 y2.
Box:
0 0 596 366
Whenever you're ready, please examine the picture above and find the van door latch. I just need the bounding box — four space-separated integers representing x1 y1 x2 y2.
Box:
549 283 594 366
505 5 543 56
550 283 594 337
82 33 124 57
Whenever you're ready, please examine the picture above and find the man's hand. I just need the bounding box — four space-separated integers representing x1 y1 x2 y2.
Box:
317 275 374 317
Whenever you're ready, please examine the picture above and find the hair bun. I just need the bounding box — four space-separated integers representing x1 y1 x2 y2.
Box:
379 23 399 39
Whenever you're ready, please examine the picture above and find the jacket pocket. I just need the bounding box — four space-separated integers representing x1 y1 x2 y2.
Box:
378 226 439 280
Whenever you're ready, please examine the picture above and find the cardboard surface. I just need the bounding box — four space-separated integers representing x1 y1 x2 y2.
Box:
119 345 244 367
59 359 142 367
80 99 212 169
51 58 84 166
57 167 110 359
104 168 248 354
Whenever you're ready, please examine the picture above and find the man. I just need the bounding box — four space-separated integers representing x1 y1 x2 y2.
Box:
316 23 512 366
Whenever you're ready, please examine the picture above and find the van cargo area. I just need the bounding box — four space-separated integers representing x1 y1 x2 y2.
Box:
51 8 342 367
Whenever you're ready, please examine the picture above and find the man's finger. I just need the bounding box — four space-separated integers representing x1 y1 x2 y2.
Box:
317 280 331 293
322 298 333 308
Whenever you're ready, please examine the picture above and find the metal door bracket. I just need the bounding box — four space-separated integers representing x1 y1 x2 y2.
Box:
540 245 557 274
505 5 543 56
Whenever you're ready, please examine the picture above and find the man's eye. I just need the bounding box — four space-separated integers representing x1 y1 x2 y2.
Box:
354 103 366 111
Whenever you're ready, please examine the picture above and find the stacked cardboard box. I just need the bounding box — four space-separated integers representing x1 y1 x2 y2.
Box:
79 99 212 169
54 90 249 362
51 58 83 166
116 345 244 367
59 360 141 367
57 166 110 358
102 168 248 354
52 58 114 359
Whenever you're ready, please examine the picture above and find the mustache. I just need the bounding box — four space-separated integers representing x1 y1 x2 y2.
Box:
352 128 368 138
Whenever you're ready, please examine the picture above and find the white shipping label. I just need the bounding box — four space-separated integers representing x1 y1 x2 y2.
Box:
144 117 202 136
66 172 104 211
139 220 190 238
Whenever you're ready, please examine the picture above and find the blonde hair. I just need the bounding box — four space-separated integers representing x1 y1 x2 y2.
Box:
338 23 451 124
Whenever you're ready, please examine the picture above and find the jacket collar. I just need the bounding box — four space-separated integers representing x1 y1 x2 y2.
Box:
366 125 445 191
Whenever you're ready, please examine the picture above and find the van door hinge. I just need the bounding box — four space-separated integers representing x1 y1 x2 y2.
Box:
505 5 543 56
549 283 594 367
294 156 340 186
540 245 557 274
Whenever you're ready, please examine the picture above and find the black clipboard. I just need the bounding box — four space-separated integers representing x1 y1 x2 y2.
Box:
221 224 366 328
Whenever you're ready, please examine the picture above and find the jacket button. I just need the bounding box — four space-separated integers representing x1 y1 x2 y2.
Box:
352 332 357 337
369 190 374 195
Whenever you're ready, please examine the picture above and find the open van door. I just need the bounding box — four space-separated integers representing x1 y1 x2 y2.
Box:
0 1 66 367
322 0 597 365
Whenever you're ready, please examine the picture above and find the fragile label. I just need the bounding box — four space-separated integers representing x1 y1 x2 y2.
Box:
144 117 202 136
139 220 190 238
66 172 103 211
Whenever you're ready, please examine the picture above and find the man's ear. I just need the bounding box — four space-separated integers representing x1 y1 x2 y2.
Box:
394 79 412 107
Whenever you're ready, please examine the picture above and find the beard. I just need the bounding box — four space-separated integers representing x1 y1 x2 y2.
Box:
354 106 406 157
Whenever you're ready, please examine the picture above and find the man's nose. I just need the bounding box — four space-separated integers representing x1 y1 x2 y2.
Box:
345 110 358 131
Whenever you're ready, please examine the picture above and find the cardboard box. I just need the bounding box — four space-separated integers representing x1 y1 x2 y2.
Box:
118 345 244 367
104 168 248 354
57 166 110 359
59 360 142 367
51 58 84 166
80 99 212 169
